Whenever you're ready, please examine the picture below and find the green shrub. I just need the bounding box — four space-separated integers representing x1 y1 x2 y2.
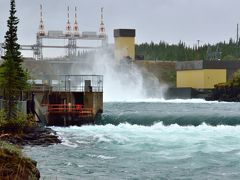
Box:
0 110 7 128
0 111 35 133
0 141 40 179
230 70 240 87
0 141 21 155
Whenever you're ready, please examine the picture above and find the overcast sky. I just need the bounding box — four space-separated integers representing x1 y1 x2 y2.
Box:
1 0 240 55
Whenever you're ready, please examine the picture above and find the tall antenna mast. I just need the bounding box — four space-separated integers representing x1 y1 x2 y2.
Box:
73 6 80 36
38 4 45 36
65 6 71 36
99 7 106 37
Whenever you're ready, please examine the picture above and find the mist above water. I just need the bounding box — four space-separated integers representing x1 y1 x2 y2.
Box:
70 48 167 102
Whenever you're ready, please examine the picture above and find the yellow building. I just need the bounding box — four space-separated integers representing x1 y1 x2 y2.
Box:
177 69 226 89
114 29 135 61
176 60 240 89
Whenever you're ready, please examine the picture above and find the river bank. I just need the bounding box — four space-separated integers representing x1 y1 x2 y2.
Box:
206 86 240 102
0 125 61 146
0 141 40 179
0 125 61 179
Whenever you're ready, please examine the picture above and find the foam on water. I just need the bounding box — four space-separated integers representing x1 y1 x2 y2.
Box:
52 122 240 150
87 154 116 160
61 139 78 148
53 122 240 133
24 102 240 179
104 98 224 103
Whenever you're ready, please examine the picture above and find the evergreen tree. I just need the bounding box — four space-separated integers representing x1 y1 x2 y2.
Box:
0 0 28 119
136 40 240 61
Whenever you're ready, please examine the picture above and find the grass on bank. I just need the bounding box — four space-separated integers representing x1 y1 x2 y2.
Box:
0 140 40 179
0 110 36 134
0 111 40 179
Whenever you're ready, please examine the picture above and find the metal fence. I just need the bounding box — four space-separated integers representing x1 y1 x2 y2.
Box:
30 75 103 93
0 99 27 114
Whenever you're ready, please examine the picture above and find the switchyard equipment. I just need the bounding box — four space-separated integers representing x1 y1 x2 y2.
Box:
0 5 108 60
34 5 108 60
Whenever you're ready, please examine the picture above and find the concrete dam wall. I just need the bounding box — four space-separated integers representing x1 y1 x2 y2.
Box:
22 59 176 87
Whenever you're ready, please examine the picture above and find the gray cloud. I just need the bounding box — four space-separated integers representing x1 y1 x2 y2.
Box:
1 0 240 49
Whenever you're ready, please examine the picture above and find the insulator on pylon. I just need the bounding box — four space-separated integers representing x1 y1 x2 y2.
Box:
99 7 106 37
38 4 45 36
73 7 80 37
65 6 72 36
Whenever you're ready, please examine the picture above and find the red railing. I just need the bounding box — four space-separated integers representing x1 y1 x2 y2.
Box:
47 104 93 116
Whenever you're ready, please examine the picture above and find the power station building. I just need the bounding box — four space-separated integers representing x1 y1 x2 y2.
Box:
176 60 240 89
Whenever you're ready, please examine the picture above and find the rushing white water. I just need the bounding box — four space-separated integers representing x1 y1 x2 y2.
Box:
24 101 240 179
25 121 240 179
54 123 240 148
70 49 167 102
103 98 224 103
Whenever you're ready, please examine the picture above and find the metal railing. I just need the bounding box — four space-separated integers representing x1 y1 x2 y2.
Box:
30 75 103 93
47 104 93 116
31 84 52 92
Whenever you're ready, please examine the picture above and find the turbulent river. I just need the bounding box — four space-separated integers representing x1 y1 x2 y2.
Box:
24 99 240 179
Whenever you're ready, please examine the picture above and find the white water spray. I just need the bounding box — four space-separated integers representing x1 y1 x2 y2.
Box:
71 48 167 102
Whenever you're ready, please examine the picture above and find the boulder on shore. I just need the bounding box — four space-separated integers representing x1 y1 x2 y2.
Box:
0 126 61 146
206 86 240 102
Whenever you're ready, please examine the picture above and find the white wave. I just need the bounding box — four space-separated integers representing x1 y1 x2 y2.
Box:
52 122 240 134
94 134 112 143
52 123 240 149
104 98 230 104
51 123 240 156
66 162 72 166
86 154 97 158
76 140 90 144
97 155 116 160
61 139 78 148
87 154 116 160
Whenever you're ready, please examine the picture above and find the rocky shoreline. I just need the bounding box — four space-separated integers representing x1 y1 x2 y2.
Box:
0 126 61 146
0 125 61 179
206 86 240 102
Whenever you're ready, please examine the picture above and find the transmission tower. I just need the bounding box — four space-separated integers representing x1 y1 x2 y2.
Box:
99 7 107 46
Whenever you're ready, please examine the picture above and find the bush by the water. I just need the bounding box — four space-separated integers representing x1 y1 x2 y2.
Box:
207 70 240 101
0 110 36 133
0 141 40 179
228 70 240 87
214 70 240 88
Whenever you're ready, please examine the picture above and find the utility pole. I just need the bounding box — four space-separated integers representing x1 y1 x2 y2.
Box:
197 40 200 50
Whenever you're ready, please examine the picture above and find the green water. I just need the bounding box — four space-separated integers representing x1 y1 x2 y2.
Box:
24 100 240 179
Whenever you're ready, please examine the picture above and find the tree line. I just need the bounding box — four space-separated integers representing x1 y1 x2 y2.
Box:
135 39 240 61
